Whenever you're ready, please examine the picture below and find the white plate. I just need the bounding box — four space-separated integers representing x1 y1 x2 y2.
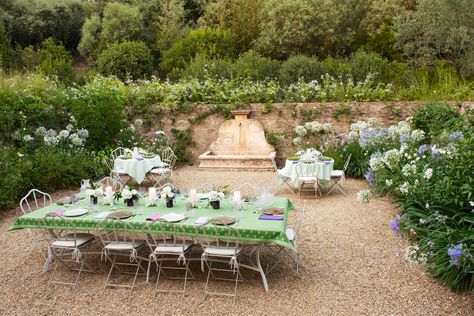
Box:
161 213 185 223
95 211 113 219
63 208 88 217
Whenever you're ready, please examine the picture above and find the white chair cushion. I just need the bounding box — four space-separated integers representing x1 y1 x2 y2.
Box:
113 169 128 175
285 228 295 241
52 233 94 248
204 246 242 257
104 240 145 251
153 242 192 254
150 167 171 174
331 170 344 177
299 176 317 182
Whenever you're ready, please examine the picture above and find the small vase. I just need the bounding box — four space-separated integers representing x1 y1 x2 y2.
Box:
166 197 174 208
210 200 220 209
126 199 134 207
90 196 98 205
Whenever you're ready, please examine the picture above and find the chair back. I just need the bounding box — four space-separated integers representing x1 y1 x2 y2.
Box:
112 147 126 159
161 147 174 163
343 153 352 171
20 189 52 215
96 218 139 246
164 154 177 170
144 219 187 251
295 161 320 179
197 222 240 249
94 176 123 192
231 183 259 200
292 201 306 250
38 215 75 245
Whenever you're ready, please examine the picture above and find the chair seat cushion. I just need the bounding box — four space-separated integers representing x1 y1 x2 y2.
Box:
113 169 128 175
52 233 94 248
105 240 145 251
331 170 344 177
299 176 317 182
204 246 242 257
285 228 295 241
153 242 192 254
150 167 171 174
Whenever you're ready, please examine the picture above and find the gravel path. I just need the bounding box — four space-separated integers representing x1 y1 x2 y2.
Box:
1 167 472 315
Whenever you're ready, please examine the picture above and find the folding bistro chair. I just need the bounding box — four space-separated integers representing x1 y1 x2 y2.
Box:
39 215 94 288
96 218 146 293
147 147 177 187
266 201 306 276
326 153 351 196
93 176 123 192
198 221 244 303
102 147 132 186
145 219 194 296
295 161 322 199
20 189 52 260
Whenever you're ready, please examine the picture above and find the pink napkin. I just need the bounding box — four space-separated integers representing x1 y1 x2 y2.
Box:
146 213 161 221
259 214 284 220
49 209 64 216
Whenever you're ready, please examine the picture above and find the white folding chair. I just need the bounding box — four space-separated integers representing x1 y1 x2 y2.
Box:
39 215 94 288
103 147 132 186
96 218 146 293
266 201 305 276
198 221 243 303
295 161 322 199
230 183 260 201
20 189 52 260
147 147 177 187
93 176 123 192
326 153 351 196
145 219 195 296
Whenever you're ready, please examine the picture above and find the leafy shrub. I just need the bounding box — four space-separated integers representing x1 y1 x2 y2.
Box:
160 27 233 75
233 50 281 81
173 54 234 81
96 41 153 81
37 38 75 83
412 102 463 140
279 55 321 85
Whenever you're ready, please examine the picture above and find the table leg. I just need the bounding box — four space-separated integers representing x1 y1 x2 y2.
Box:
254 244 269 292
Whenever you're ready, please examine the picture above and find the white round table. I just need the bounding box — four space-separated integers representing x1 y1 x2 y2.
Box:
277 158 334 186
114 155 162 184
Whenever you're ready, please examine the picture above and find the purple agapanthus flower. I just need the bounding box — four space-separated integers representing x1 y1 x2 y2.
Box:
390 215 402 237
447 244 463 266
448 131 464 142
418 144 429 155
399 134 411 143
359 128 387 148
364 168 373 184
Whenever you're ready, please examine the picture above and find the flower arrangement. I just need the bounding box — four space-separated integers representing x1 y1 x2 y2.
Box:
160 185 175 208
86 183 103 205
114 186 140 206
207 189 225 210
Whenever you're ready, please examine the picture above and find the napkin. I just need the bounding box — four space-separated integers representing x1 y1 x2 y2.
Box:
195 216 211 225
95 211 113 219
48 209 64 216
146 213 162 221
259 214 284 220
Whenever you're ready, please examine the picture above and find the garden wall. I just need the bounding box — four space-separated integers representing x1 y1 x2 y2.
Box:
144 101 474 166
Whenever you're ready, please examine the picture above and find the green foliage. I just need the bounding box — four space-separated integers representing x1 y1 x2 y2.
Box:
78 14 102 57
37 38 75 83
395 0 474 76
177 54 234 80
279 55 321 85
170 128 195 164
0 24 14 71
233 50 280 81
333 104 352 121
96 41 153 81
100 2 145 45
412 102 463 140
156 0 190 52
160 27 233 74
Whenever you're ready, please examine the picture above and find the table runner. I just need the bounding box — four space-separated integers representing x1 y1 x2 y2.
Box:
10 194 294 249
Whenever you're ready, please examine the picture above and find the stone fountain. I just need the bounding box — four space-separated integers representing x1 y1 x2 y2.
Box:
199 110 276 170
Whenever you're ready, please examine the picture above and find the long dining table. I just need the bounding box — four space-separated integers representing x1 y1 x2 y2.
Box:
10 192 294 292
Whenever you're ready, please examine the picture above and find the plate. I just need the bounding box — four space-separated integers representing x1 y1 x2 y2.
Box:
107 210 133 219
210 215 237 225
63 208 88 217
57 195 83 205
261 208 284 215
143 154 155 159
119 155 132 160
161 212 185 222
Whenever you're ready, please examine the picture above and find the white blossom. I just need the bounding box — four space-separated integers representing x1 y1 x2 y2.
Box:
424 168 433 180
357 189 372 203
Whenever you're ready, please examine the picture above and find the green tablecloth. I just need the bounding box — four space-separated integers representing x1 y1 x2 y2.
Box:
10 194 294 249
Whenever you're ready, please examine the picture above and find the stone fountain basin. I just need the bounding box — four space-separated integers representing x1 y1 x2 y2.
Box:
198 151 276 171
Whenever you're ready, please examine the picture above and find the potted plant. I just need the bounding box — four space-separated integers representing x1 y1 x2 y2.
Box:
161 186 175 208
208 190 225 209
115 187 140 207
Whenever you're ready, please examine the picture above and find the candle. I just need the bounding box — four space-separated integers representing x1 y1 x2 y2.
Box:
190 189 197 202
105 186 113 194
233 191 241 203
149 187 157 198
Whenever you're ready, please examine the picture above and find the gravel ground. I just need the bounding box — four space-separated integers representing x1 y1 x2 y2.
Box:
1 166 472 315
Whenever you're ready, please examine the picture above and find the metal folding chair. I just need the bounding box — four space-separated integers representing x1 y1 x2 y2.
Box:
266 201 306 276
39 215 94 288
147 147 177 187
102 147 132 186
326 153 351 196
20 189 52 260
198 222 243 303
96 218 146 293
93 176 123 192
295 161 322 199
145 219 195 296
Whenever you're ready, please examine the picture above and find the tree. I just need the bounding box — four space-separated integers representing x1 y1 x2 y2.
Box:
395 0 474 76
100 2 145 45
0 24 15 71
255 0 340 59
156 0 190 52
159 27 233 74
96 41 153 80
78 14 101 57
37 37 75 83
198 0 263 54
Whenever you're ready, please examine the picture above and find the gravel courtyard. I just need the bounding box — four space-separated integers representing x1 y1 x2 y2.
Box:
1 167 472 315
